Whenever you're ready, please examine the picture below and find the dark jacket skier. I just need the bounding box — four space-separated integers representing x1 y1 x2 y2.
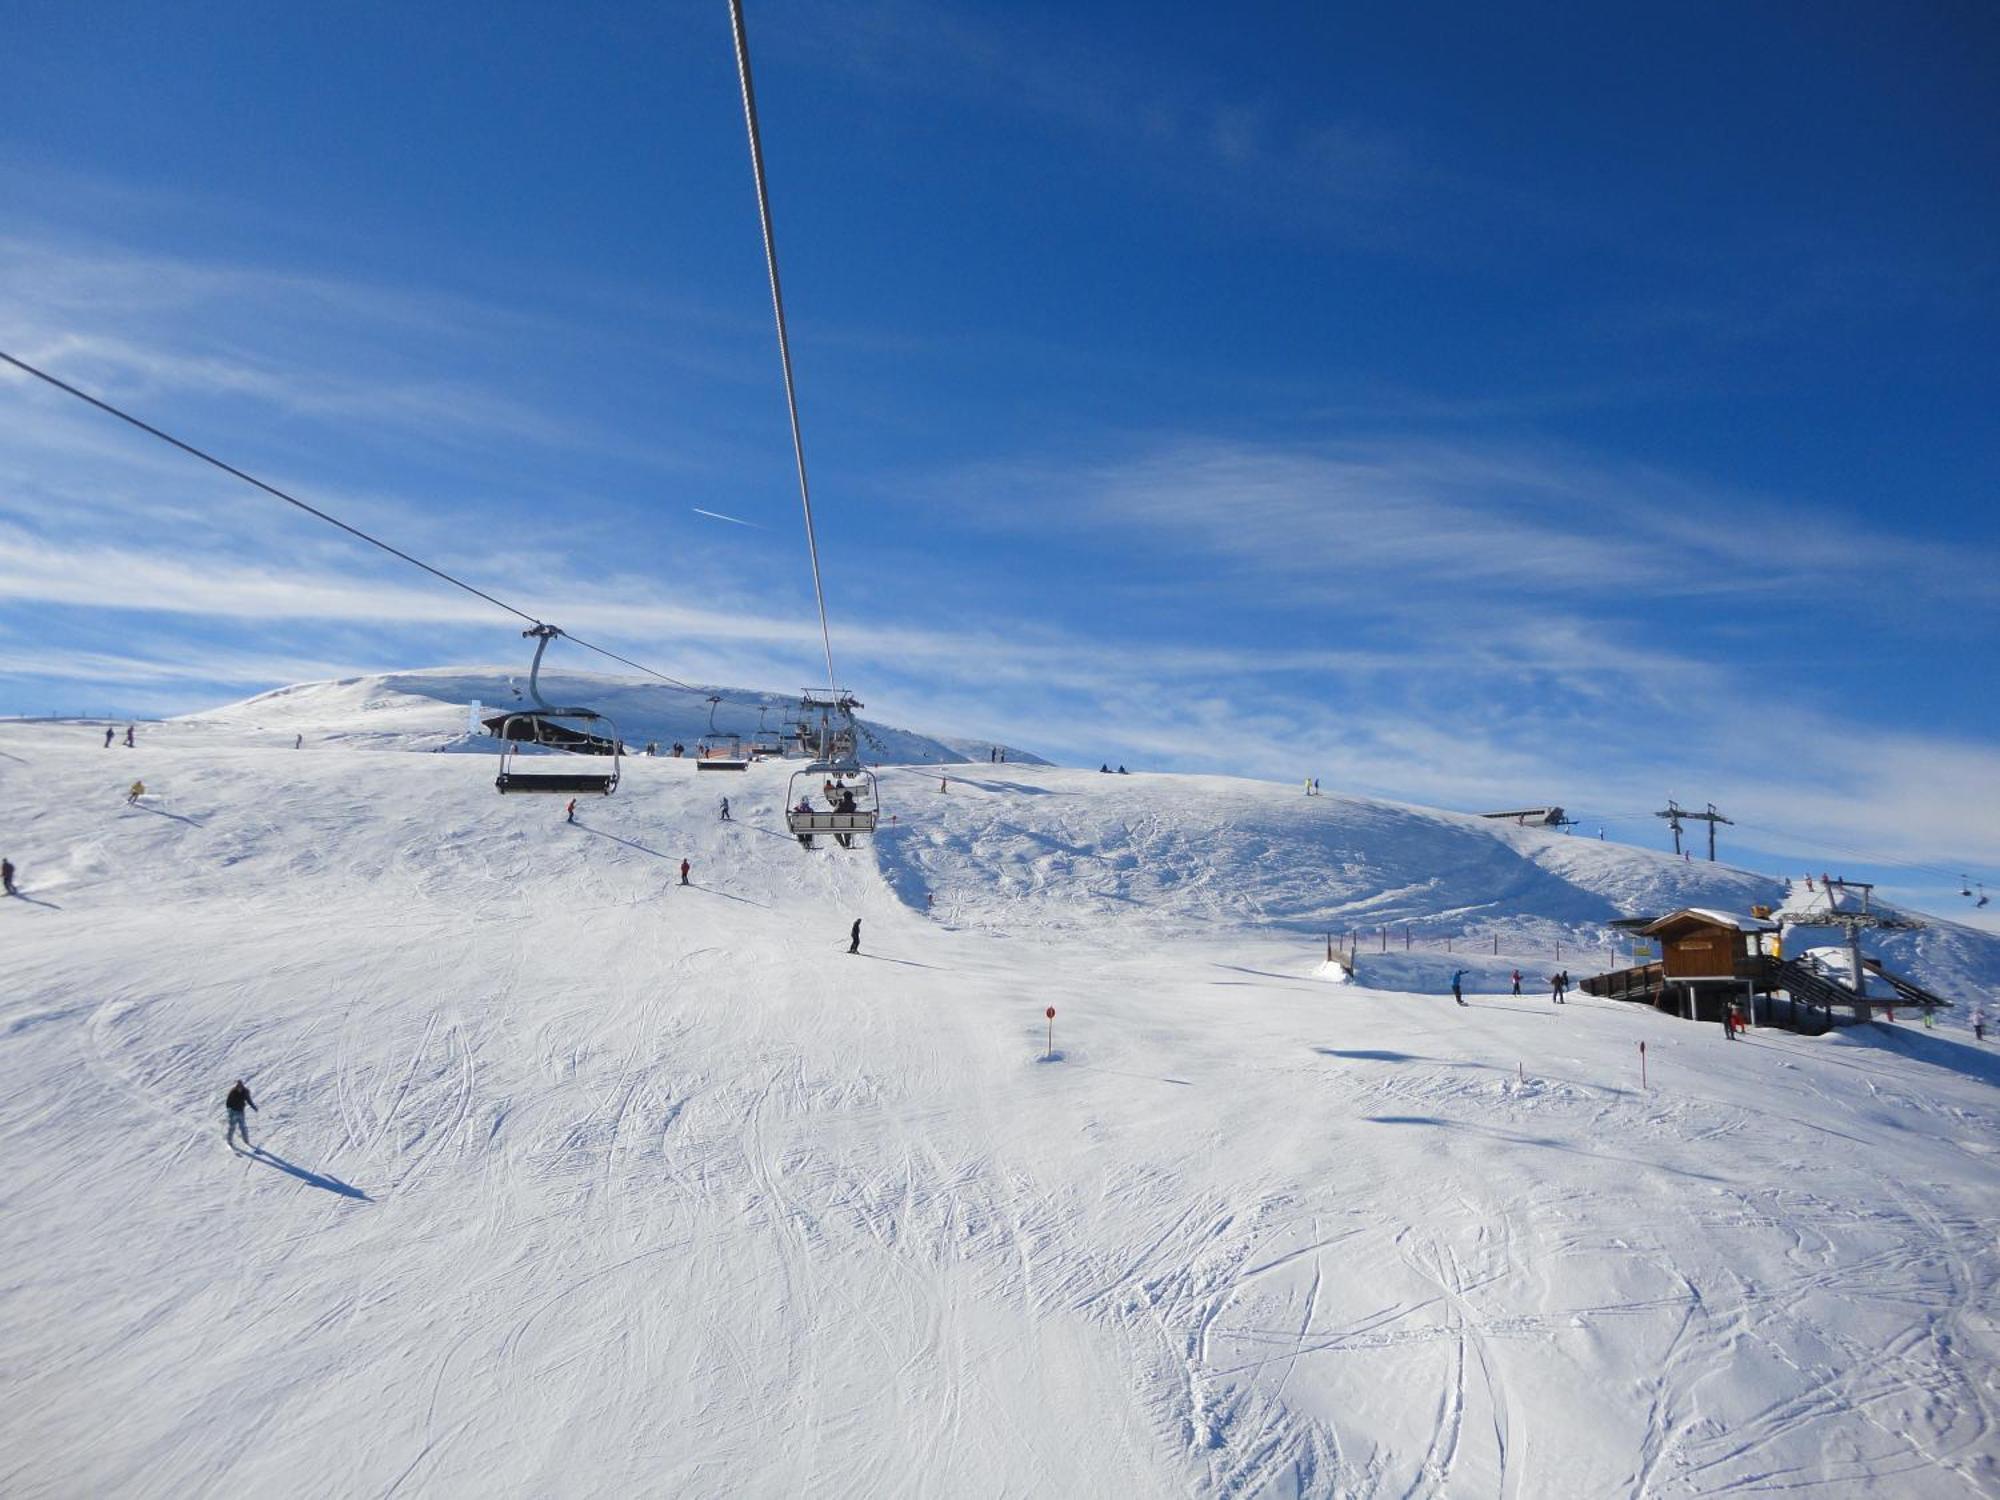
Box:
225 1080 257 1147
679 858 691 886
1 858 15 895
1511 969 1522 996
1450 969 1468 1006
719 797 731 821
848 918 861 954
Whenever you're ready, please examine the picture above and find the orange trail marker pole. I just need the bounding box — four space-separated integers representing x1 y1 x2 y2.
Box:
1045 1006 1056 1060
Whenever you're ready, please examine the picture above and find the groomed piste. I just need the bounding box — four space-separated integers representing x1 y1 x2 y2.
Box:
2 685 1996 1498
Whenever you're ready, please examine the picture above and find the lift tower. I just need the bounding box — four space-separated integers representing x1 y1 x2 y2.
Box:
1655 799 1733 861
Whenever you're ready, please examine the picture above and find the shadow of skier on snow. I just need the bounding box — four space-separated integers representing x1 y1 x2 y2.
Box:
130 803 205 827
6 890 62 910
576 826 671 859
243 1147 371 1200
857 953 944 970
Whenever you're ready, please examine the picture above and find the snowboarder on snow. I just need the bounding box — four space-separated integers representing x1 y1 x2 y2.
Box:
124 725 134 748
1 857 15 895
679 858 691 886
103 726 114 748
719 797 731 822
848 918 861 955
225 1080 257 1148
565 798 577 824
1511 968 1522 996
127 779 145 805
1450 969 1468 1006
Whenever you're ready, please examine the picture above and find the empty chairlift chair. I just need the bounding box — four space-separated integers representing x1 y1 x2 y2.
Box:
491 625 622 795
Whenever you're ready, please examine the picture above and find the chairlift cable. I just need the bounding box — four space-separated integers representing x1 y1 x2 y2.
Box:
0 347 716 696
726 0 839 695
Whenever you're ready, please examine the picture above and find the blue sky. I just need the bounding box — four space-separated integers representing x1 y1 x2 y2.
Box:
3 1 1997 901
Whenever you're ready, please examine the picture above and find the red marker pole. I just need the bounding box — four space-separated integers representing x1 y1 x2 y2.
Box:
1045 1006 1056 1060
1639 1040 1647 1089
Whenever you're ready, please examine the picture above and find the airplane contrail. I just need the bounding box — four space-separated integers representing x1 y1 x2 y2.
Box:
692 507 766 530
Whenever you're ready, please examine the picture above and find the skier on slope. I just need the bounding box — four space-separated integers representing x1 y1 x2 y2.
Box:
1548 973 1565 1005
1511 968 1522 996
103 726 114 748
679 858 691 886
1972 1005 1987 1044
1721 1003 1737 1040
127 779 145 805
2 857 16 895
565 798 577 824
848 918 861 955
719 796 731 822
224 1080 258 1148
124 725 135 748
1450 969 1468 1006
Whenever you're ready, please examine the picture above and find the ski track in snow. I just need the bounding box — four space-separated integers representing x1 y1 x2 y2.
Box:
1 720 1997 1498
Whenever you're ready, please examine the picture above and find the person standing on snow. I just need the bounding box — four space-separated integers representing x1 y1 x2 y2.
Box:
124 725 135 748
294 734 302 750
224 1080 258 1148
1450 969 1468 1006
1721 1003 1737 1040
679 858 691 886
1548 973 1565 1005
103 726 114 748
565 798 577 825
2 857 16 896
848 918 861 955
1972 1006 1987 1043
1511 968 1522 996
719 797 731 822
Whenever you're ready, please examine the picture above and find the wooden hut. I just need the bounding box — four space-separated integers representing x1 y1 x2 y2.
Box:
1638 908 1778 1021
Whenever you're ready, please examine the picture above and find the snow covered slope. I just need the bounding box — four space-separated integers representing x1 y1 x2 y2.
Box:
185 667 1048 766
2 716 1995 1498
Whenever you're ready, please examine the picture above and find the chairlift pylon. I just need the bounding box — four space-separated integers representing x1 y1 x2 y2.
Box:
491 625 621 795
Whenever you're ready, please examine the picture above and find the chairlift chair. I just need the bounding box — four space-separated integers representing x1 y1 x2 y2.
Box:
492 625 622 795
785 762 879 848
695 693 750 770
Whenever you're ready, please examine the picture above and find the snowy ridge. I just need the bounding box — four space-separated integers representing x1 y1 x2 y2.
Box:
1 709 1996 1498
184 667 1048 766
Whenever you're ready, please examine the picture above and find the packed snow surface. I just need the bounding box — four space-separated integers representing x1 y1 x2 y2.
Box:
3 708 1996 1498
